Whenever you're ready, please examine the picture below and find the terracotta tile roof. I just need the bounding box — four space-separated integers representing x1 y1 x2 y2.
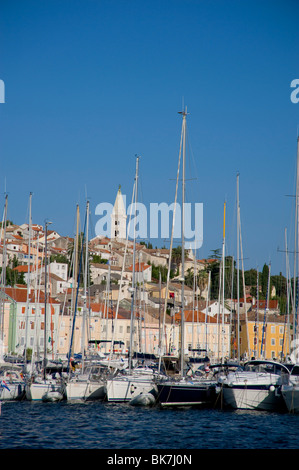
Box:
13 235 23 240
253 299 278 309
4 287 60 304
174 309 217 323
12 265 35 273
127 262 151 272
88 302 131 320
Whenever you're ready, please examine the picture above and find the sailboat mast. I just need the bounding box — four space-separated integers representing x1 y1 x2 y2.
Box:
44 220 52 379
261 262 271 359
71 205 80 358
236 173 240 362
294 136 299 339
254 267 259 358
82 200 89 370
0 194 8 343
129 155 139 372
221 201 226 362
205 270 211 354
283 228 290 360
180 108 187 377
24 192 33 365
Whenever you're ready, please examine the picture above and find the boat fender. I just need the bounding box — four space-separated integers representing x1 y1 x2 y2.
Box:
269 385 275 392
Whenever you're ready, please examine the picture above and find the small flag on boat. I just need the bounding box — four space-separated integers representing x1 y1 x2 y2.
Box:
1 381 10 391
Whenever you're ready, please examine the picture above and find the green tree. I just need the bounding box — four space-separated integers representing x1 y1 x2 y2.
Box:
50 254 69 264
261 263 271 299
151 263 174 283
91 254 108 264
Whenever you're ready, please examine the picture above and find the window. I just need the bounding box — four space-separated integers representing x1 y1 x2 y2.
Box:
271 338 276 346
271 326 276 334
119 326 123 333
127 326 130 333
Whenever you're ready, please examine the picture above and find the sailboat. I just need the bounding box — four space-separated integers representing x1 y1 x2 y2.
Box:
0 362 25 401
0 197 26 401
156 109 219 408
25 217 66 401
217 264 289 411
106 157 164 403
65 202 106 401
280 136 299 413
218 359 290 411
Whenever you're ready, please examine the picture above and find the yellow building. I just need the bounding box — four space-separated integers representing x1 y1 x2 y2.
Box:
237 312 291 361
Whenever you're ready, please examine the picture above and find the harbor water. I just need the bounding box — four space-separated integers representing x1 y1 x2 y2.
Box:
1 401 299 450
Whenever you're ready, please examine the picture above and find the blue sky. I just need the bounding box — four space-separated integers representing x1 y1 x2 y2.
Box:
0 0 298 275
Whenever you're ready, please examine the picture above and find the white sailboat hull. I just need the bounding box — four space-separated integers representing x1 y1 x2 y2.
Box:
218 360 291 411
281 384 299 413
66 380 106 401
106 374 157 402
221 385 282 411
220 373 285 411
26 381 65 401
0 383 25 401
